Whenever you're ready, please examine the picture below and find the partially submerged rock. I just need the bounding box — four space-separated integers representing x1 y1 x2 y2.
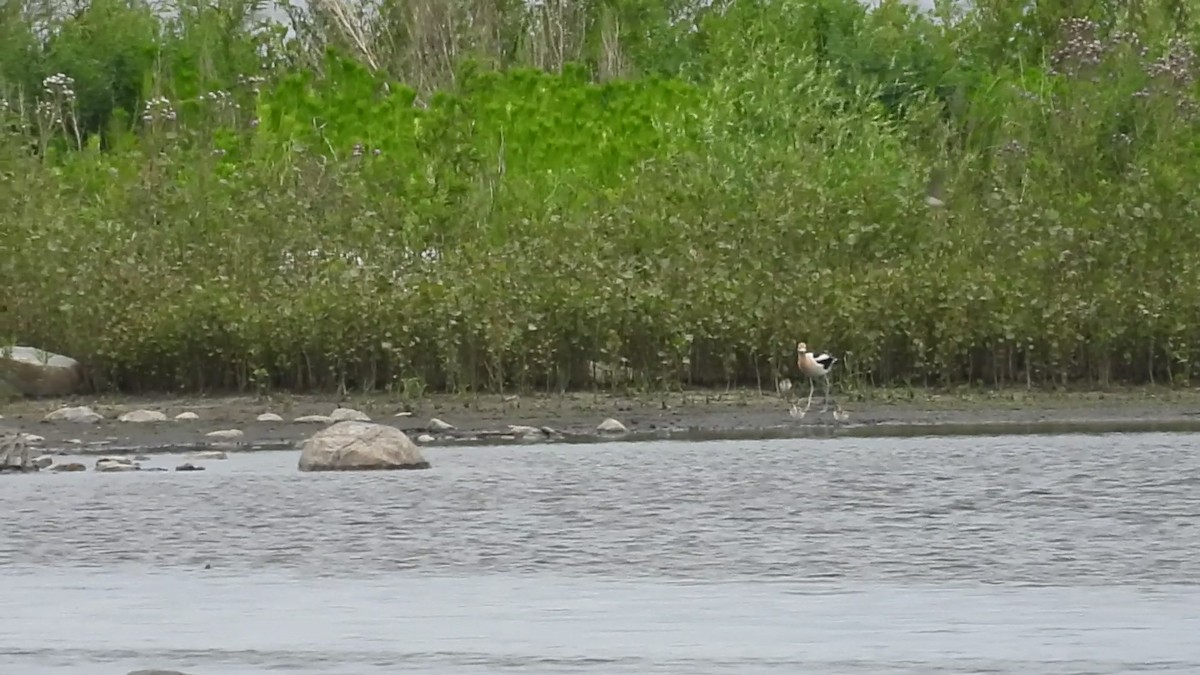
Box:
256 412 284 422
43 405 103 423
174 412 200 421
190 450 227 460
0 431 35 473
175 463 205 472
0 345 83 397
95 456 139 472
294 414 334 424
50 462 86 472
299 420 431 472
428 417 454 432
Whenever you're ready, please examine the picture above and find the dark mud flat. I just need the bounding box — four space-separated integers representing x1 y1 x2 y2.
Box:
3 388 1200 452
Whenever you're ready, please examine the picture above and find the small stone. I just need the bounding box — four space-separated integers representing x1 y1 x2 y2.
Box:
66 438 82 445
416 434 435 443
596 417 628 434
50 462 85 472
394 411 413 417
428 417 454 432
32 455 54 469
118 409 167 423
294 414 334 424
256 413 284 422
42 405 103 423
205 429 243 440
190 450 227 460
174 412 200 421
175 463 205 472
21 433 44 443
330 407 371 422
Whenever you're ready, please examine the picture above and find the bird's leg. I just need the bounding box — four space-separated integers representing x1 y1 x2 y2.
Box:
805 379 815 412
821 374 833 412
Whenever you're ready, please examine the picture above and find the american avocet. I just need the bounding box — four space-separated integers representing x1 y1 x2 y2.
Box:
796 341 838 412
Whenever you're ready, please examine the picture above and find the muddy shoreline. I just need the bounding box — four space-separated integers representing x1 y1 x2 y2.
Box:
4 387 1200 453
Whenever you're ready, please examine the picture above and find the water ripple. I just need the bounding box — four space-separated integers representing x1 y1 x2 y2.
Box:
4 432 1200 674
4 433 1200 584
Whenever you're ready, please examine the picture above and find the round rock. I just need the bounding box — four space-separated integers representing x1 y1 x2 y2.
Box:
43 405 103 423
299 421 431 472
119 409 168 423
329 407 371 422
205 429 243 440
596 417 628 434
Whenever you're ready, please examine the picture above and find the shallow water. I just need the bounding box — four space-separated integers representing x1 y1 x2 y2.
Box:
3 432 1200 674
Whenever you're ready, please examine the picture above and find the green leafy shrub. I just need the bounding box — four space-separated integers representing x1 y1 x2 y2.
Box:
2 0 1200 395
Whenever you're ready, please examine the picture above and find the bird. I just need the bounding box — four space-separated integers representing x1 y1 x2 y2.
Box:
796 341 838 413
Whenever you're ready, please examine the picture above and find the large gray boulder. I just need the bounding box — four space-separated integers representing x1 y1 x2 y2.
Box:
0 345 83 397
298 420 431 472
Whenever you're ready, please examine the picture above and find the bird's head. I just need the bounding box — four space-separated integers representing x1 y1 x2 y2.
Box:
796 341 808 354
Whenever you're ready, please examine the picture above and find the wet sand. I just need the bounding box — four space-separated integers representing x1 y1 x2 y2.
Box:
5 386 1200 452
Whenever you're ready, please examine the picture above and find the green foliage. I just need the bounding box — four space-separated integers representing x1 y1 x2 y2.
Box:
2 0 1200 395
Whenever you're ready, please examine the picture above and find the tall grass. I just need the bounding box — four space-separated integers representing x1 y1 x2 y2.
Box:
2 0 1199 395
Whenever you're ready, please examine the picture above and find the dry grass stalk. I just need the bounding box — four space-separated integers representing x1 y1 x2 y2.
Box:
314 0 382 72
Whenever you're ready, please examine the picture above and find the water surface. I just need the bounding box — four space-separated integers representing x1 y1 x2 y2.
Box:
3 432 1199 674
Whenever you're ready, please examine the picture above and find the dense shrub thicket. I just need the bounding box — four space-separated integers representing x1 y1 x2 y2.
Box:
2 0 1199 394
